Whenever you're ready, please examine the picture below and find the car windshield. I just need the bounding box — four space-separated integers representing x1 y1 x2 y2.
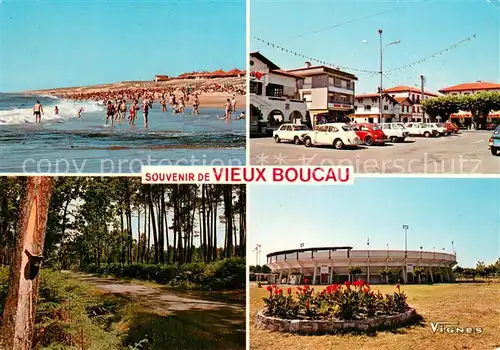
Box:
436 123 444 127
371 126 380 131
294 125 309 131
342 125 354 131
394 124 405 129
494 125 500 134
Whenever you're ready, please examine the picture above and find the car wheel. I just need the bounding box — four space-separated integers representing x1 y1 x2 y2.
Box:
424 131 431 138
274 135 280 143
390 136 398 143
294 136 300 145
364 136 373 146
491 148 498 156
398 137 405 142
333 139 344 150
304 137 312 147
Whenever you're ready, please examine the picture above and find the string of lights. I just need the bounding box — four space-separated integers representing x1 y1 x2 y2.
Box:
254 33 477 77
385 34 477 74
252 36 379 74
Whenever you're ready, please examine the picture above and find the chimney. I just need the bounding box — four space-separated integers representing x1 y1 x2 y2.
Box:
304 61 311 68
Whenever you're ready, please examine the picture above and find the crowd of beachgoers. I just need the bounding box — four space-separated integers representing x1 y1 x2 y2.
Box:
27 77 246 128
37 77 246 103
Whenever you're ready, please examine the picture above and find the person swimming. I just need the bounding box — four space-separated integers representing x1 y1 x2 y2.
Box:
129 100 138 126
33 100 44 124
77 107 84 119
54 106 59 115
192 95 200 115
106 100 115 126
142 99 150 128
225 98 232 120
161 95 167 112
120 100 127 120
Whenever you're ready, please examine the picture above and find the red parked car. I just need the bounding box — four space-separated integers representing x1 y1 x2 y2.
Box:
444 122 460 134
352 123 388 146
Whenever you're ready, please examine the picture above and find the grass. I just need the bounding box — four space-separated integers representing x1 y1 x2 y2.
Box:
0 268 245 350
250 282 500 350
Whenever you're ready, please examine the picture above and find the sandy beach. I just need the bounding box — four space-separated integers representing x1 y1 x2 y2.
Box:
22 77 246 108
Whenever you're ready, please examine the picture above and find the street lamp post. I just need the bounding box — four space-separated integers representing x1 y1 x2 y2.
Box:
377 29 401 123
379 29 383 124
402 224 409 283
402 225 409 258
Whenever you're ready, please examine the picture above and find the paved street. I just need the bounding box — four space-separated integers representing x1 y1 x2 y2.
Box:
249 131 500 174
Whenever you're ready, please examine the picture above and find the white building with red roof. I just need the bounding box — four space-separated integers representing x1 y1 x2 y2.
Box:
249 52 308 135
351 93 414 124
286 63 358 126
350 85 438 123
438 81 500 95
439 81 500 124
383 85 439 122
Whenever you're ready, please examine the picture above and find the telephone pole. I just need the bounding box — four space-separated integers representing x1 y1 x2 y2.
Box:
0 177 53 350
420 75 426 122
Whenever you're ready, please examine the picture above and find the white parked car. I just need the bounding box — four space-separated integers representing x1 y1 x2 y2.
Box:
377 123 410 142
273 124 311 145
404 122 439 138
426 123 449 136
300 123 361 149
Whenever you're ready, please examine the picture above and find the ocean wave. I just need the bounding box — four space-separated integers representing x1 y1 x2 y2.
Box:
0 99 103 125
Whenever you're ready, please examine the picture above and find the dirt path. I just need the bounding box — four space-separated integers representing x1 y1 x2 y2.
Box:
74 274 242 314
73 273 246 349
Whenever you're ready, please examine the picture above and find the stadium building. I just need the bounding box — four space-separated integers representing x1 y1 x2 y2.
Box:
265 246 457 285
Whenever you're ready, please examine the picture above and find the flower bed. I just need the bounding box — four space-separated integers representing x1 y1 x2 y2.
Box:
256 280 417 334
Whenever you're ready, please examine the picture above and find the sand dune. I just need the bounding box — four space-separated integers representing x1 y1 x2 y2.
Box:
24 77 246 108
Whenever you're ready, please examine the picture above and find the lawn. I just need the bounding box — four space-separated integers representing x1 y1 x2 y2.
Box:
250 282 500 350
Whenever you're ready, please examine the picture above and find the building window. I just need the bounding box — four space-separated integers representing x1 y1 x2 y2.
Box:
416 96 420 103
354 106 358 110
250 81 263 95
364 105 372 111
266 83 284 98
384 105 389 111
412 106 415 113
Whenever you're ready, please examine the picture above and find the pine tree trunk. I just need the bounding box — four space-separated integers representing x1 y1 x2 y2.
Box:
0 177 53 350
148 188 159 264
223 186 233 258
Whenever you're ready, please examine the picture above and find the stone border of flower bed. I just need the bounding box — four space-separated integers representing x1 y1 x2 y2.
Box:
255 307 417 334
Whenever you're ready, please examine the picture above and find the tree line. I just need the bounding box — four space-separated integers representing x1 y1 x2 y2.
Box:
0 177 246 269
453 259 500 280
421 91 500 129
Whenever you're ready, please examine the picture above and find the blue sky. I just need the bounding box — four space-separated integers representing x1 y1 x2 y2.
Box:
0 0 245 92
248 178 500 268
251 0 499 94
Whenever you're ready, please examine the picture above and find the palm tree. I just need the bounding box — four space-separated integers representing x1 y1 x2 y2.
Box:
413 267 424 284
348 266 362 282
380 267 392 284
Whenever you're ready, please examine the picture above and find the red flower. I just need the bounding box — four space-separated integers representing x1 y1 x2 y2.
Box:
276 288 283 295
266 286 272 292
344 281 351 288
306 301 310 309
272 284 277 290
287 288 292 295
396 284 400 291
304 278 309 285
